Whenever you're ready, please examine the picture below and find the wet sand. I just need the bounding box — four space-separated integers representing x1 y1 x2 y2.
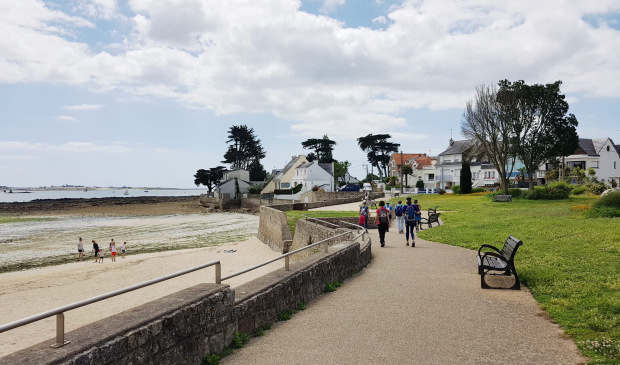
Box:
0 197 281 357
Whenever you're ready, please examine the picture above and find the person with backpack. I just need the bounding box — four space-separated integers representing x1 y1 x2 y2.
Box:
413 199 422 232
359 202 369 228
374 200 390 247
394 200 404 234
404 197 418 247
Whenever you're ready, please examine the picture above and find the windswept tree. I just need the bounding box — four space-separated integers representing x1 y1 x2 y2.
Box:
357 134 400 179
301 135 337 163
222 125 266 171
194 166 226 193
462 84 516 194
498 80 579 189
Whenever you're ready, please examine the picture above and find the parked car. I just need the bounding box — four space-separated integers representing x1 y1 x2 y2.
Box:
339 184 360 191
363 183 372 191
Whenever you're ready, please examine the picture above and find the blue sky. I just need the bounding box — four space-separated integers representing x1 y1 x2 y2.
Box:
1 0 619 188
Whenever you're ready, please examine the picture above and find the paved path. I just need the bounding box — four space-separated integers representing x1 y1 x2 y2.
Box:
223 200 587 365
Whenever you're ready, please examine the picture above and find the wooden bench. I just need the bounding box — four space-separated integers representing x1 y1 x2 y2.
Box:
419 212 440 229
477 236 523 290
493 194 512 202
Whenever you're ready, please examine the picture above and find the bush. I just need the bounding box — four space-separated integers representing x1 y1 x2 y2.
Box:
585 207 620 218
548 181 573 195
594 191 620 209
416 180 425 189
438 189 446 195
507 188 522 197
524 186 569 200
586 181 608 195
452 185 461 194
247 184 263 195
570 186 587 195
471 187 486 193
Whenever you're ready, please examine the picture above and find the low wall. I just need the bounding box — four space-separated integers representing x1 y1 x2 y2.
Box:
290 219 352 260
257 206 293 253
2 242 372 365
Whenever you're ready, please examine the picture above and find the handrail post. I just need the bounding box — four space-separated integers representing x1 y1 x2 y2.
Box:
215 263 221 284
285 256 290 271
50 313 70 348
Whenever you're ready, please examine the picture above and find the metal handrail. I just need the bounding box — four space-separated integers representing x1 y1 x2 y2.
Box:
304 217 340 228
0 260 222 348
221 231 352 281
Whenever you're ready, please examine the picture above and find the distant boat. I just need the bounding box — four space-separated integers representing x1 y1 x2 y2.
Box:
144 190 149 192
84 188 88 192
124 189 129 195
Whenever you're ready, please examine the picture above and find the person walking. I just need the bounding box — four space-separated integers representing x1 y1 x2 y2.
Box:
359 202 369 228
77 237 84 261
92 240 99 263
394 200 404 234
121 242 127 258
414 199 422 232
375 200 390 247
404 197 418 247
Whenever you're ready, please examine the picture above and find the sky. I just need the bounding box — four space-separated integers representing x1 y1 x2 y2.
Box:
1 0 619 188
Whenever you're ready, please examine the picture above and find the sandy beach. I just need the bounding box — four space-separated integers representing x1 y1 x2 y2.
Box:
0 197 281 357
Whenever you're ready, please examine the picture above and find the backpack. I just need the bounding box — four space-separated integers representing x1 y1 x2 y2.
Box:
378 207 388 224
405 205 416 222
395 205 403 217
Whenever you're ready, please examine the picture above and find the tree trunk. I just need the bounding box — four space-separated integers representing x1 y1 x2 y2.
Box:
527 168 535 190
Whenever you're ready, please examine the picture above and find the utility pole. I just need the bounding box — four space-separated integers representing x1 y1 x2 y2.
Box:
400 150 404 195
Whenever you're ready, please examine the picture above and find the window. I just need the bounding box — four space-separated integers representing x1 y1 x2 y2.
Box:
428 174 435 181
607 145 610 152
280 182 290 188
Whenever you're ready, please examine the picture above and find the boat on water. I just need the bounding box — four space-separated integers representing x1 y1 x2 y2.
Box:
124 189 129 195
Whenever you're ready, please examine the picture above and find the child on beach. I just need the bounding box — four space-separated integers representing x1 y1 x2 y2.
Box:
121 242 127 258
77 237 84 261
98 248 105 263
110 242 117 262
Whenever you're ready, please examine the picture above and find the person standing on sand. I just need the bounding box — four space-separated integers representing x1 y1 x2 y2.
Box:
92 240 99 263
110 242 117 262
77 237 84 261
98 247 105 263
109 238 115 250
121 242 127 258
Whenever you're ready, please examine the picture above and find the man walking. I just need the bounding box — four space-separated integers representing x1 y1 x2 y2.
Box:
394 200 404 234
404 197 417 247
375 201 390 247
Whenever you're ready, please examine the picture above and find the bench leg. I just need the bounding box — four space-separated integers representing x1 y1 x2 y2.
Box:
510 266 521 290
480 271 491 289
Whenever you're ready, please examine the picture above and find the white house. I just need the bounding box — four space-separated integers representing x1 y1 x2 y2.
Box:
291 161 335 193
261 155 309 194
215 169 252 198
538 138 620 186
435 139 500 189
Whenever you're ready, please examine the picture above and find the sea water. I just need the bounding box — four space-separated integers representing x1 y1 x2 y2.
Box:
0 188 211 203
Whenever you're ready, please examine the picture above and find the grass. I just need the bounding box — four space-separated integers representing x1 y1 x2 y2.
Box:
389 193 619 364
284 210 358 236
324 280 342 293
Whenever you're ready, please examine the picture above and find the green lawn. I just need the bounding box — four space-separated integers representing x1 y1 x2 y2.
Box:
386 193 619 364
0 216 53 224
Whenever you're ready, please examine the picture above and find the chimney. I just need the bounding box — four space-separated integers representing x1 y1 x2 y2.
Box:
449 138 454 146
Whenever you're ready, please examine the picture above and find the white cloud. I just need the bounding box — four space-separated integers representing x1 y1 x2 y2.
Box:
63 104 104 110
56 115 79 122
2 0 620 138
74 0 119 20
319 0 346 14
372 15 387 24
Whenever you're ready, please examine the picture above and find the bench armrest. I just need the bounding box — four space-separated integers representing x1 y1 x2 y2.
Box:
478 244 501 256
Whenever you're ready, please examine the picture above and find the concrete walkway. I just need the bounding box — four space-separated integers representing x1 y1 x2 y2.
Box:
223 201 587 365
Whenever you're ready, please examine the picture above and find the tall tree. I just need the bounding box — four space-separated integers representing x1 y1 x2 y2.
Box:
357 134 400 179
499 80 579 189
222 125 266 170
460 161 472 194
248 159 267 181
301 135 337 163
462 84 516 194
194 166 226 193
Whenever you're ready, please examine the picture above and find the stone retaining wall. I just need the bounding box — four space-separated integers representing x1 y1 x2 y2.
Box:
256 206 293 253
2 242 372 365
290 219 353 260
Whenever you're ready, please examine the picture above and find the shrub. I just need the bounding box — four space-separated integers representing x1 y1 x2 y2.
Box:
452 185 461 194
548 181 573 195
594 191 620 209
586 181 608 195
416 180 425 189
471 187 486 194
324 280 342 292
571 186 587 195
438 189 446 195
231 332 250 349
524 186 569 200
507 188 522 197
612 180 618 188
585 207 620 218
